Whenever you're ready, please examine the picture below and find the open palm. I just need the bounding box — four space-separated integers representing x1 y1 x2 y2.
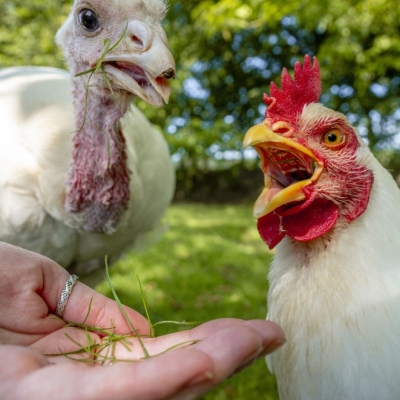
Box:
0 242 284 399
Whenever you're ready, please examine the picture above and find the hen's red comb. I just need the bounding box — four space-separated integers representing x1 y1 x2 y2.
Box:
264 55 321 125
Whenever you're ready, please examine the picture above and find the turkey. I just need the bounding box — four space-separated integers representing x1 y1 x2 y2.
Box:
0 0 176 286
243 55 400 399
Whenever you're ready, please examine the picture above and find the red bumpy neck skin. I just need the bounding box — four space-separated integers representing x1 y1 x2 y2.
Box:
65 74 131 233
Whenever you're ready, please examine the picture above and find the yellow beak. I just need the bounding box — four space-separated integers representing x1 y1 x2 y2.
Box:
243 123 323 218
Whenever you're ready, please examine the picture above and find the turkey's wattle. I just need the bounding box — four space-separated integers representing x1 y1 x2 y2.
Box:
0 0 176 286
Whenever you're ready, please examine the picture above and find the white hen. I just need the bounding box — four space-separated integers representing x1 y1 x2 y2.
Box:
244 56 400 399
0 0 175 286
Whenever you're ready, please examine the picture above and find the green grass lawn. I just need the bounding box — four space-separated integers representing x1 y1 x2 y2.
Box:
96 203 278 399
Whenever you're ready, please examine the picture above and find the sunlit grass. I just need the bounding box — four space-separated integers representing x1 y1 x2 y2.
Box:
96 203 278 399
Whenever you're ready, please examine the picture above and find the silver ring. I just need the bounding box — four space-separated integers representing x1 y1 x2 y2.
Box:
55 274 79 318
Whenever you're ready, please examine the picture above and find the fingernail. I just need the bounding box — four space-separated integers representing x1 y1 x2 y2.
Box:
262 338 286 355
185 371 214 387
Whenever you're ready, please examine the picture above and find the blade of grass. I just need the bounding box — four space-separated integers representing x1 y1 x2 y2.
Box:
136 275 155 338
73 70 94 133
75 21 128 78
75 68 95 77
152 320 200 328
108 21 128 52
94 38 111 74
105 256 150 358
93 21 127 74
81 297 93 325
155 340 200 356
101 64 121 111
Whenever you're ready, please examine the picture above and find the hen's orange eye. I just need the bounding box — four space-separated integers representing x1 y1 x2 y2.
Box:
322 128 344 147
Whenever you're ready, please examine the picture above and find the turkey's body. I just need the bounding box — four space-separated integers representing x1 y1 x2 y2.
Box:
0 67 175 285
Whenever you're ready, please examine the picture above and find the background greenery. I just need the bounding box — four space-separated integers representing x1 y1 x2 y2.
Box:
2 0 400 397
1 0 400 200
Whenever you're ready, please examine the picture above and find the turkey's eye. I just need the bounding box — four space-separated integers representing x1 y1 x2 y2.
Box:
322 128 344 147
78 9 100 32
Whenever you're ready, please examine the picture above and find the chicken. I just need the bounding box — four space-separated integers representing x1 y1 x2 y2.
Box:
243 55 400 399
0 0 175 286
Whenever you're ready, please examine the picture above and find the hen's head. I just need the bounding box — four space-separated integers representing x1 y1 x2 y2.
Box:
56 0 175 107
243 55 374 249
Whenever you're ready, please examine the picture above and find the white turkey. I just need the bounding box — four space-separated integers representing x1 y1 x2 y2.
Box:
0 0 176 286
244 55 400 399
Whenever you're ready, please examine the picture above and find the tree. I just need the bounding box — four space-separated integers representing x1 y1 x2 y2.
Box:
0 0 69 68
2 0 400 194
158 0 400 157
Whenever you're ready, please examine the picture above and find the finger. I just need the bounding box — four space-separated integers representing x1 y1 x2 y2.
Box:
101 318 285 361
244 319 286 354
166 322 282 400
12 347 216 400
0 327 46 347
145 318 249 355
0 345 49 380
37 256 151 337
30 327 101 365
0 243 66 335
63 283 151 336
191 323 265 381
98 319 246 360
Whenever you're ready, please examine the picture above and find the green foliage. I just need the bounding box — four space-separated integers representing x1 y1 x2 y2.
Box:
296 0 400 148
0 0 69 68
153 0 400 175
1 0 400 180
96 204 278 399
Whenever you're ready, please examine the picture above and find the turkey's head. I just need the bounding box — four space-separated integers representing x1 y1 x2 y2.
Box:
56 0 175 108
243 55 374 249
55 0 176 234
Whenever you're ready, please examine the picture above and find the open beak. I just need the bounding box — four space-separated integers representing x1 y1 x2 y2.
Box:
102 35 175 107
243 123 323 218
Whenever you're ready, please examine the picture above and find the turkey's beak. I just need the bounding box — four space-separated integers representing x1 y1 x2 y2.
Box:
243 123 323 218
102 33 175 107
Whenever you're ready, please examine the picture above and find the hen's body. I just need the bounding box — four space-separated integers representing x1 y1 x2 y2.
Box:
0 66 174 285
268 152 400 399
244 56 400 399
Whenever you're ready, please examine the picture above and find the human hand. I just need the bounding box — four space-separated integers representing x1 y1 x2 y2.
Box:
0 241 150 352
0 242 285 399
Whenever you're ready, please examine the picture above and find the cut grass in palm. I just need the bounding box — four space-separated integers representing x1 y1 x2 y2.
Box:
45 255 198 364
